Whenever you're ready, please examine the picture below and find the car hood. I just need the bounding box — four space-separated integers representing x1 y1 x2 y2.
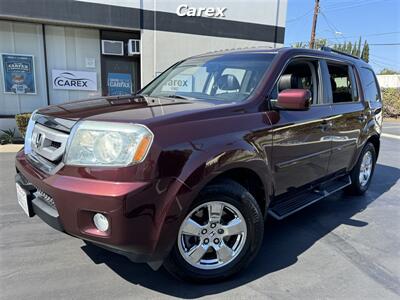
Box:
36 95 222 127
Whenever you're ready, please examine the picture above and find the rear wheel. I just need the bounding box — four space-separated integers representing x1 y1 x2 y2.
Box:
163 180 264 282
346 142 376 195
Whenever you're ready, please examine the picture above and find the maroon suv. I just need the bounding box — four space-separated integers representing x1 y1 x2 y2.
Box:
15 47 382 282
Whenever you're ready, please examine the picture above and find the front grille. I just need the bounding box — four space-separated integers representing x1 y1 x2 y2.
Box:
35 188 56 209
50 141 62 149
31 123 69 162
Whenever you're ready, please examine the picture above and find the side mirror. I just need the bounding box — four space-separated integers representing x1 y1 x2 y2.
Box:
277 89 311 110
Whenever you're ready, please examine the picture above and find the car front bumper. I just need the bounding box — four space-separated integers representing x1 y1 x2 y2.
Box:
15 150 192 263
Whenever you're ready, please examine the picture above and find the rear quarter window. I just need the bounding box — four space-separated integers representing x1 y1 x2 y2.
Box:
359 67 381 102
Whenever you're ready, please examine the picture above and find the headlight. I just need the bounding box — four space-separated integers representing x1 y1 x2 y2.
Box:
64 121 154 167
24 109 39 155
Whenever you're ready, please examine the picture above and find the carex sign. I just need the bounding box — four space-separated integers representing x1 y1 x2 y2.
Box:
52 70 97 91
176 5 227 17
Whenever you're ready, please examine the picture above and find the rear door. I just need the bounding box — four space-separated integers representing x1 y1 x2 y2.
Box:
323 60 366 175
269 58 333 195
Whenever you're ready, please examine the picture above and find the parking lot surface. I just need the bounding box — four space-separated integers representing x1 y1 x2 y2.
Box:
1 124 399 299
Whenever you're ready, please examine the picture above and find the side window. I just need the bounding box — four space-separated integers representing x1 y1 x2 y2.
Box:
359 67 381 102
269 60 318 105
327 63 357 103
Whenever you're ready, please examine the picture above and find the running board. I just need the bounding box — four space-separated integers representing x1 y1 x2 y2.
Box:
268 175 351 220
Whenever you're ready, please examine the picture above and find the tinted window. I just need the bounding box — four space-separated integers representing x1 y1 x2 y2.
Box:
360 67 381 102
327 63 357 103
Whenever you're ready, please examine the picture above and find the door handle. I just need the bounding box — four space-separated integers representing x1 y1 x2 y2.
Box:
373 108 382 115
357 114 367 122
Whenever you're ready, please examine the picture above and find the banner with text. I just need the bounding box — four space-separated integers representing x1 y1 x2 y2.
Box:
52 69 97 91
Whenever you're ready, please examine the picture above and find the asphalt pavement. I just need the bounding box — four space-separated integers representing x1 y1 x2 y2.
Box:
1 123 399 300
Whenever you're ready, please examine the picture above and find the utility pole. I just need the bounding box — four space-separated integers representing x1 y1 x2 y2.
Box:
309 0 320 49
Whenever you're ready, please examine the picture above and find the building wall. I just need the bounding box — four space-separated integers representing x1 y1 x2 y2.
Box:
376 74 400 88
45 25 102 104
141 30 277 85
0 21 48 115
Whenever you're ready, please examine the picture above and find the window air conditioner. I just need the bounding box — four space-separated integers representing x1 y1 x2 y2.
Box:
101 40 124 56
127 39 140 56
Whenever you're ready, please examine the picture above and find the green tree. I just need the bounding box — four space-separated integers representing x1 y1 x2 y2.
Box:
346 42 353 54
361 41 369 62
356 36 362 57
292 42 307 48
379 68 399 75
351 42 358 56
315 38 327 49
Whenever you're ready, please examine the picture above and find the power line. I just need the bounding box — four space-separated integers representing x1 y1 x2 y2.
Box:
321 0 387 12
369 43 400 46
286 9 314 23
331 31 400 39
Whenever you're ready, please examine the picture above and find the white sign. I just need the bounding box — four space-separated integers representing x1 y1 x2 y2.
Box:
176 5 227 17
161 74 193 92
52 70 97 91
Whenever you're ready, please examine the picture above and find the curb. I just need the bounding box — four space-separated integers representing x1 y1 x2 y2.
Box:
0 144 23 153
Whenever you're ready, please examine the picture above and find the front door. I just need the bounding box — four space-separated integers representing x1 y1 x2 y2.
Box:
324 61 365 175
268 58 333 195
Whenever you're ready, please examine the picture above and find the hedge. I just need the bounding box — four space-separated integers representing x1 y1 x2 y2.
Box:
382 88 400 118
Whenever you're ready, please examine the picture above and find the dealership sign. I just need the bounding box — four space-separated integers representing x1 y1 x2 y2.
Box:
107 73 132 95
176 5 227 17
52 70 97 91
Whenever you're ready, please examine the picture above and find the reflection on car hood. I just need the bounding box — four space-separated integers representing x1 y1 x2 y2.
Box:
36 95 220 124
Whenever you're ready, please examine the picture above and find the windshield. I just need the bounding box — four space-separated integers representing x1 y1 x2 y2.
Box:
140 53 276 103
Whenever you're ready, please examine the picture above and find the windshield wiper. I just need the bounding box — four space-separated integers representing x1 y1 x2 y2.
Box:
164 94 192 100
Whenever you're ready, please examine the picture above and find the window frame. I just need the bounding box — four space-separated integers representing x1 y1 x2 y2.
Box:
359 66 382 103
267 56 325 107
324 59 361 105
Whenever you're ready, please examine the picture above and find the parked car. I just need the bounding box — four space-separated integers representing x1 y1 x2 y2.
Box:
15 47 382 282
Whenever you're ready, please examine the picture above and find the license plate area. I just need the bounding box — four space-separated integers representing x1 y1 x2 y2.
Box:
16 182 34 217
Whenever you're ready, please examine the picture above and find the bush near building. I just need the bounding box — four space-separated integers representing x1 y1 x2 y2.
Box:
15 113 31 138
382 88 400 118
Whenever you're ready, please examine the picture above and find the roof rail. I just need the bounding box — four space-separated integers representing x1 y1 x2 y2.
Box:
320 46 360 60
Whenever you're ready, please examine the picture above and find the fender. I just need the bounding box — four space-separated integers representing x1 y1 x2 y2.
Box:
349 113 382 171
150 135 273 260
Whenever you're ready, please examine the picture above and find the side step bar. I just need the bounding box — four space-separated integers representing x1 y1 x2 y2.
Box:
268 175 351 220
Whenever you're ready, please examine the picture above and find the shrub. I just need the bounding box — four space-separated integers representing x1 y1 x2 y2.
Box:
0 128 16 144
381 88 400 118
15 113 31 138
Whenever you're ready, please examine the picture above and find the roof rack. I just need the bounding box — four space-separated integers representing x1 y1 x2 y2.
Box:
320 46 360 60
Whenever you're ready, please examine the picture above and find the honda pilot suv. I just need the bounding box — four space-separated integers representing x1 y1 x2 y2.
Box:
15 47 382 282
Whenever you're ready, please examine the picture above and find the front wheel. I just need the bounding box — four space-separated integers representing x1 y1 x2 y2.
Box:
346 142 377 195
163 180 264 282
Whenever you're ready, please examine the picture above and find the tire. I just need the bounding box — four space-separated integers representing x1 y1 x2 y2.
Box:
163 179 264 283
346 142 376 195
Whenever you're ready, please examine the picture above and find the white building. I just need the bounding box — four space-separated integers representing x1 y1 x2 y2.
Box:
0 0 287 131
376 74 400 88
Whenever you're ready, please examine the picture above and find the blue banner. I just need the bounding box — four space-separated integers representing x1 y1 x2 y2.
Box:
1 54 36 94
107 73 132 96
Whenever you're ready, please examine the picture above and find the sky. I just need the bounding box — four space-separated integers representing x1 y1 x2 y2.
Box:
284 0 400 73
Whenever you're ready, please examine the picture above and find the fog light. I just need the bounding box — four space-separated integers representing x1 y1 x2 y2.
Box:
93 213 109 232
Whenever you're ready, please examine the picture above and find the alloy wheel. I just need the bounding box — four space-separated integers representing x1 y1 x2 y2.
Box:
359 150 373 187
177 201 247 270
